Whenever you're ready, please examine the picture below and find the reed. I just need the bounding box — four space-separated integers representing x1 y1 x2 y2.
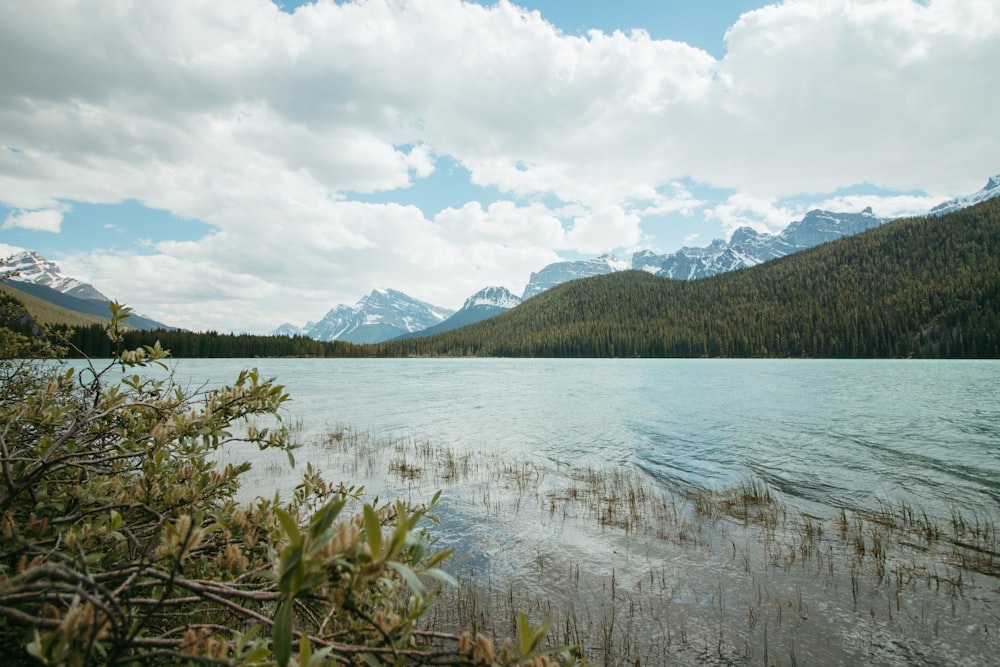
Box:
268 424 1000 665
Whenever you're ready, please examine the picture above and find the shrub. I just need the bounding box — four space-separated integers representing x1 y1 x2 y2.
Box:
0 304 568 666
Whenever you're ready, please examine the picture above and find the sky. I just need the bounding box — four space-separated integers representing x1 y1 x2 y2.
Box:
1 0 998 333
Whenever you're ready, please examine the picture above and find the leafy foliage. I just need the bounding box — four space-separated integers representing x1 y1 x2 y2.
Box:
0 308 570 665
378 198 1000 358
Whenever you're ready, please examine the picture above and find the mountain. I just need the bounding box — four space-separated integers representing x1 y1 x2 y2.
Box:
929 173 1000 216
634 208 885 280
0 250 174 330
273 323 307 337
0 280 172 331
0 282 107 328
305 288 454 344
375 198 1000 358
1 251 110 301
522 254 630 300
521 211 885 298
393 286 521 340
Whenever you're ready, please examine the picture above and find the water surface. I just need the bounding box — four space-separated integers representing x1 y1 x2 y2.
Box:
153 357 1000 518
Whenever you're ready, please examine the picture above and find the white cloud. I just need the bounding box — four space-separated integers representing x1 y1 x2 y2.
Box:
0 242 27 257
812 193 943 219
698 0 1000 196
3 209 63 233
0 0 997 331
707 195 799 239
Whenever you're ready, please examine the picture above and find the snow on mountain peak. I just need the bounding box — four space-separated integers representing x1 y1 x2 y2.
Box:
462 286 521 310
303 289 455 344
0 250 110 301
930 174 1000 216
522 254 629 300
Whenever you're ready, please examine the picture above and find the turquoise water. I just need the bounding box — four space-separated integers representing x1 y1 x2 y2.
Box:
144 357 1000 518
82 357 1000 663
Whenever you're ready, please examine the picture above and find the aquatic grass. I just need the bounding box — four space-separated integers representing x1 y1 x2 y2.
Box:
277 424 1000 665
687 476 786 531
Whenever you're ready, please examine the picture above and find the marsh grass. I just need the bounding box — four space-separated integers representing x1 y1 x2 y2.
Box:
245 424 999 665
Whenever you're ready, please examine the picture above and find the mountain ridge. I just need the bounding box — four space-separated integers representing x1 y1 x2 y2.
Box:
0 251 111 302
7 172 1000 338
391 286 522 341
374 197 1000 358
0 250 174 330
304 288 454 344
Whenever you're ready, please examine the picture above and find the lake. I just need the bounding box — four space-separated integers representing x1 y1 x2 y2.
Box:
94 357 1000 664
149 357 1000 518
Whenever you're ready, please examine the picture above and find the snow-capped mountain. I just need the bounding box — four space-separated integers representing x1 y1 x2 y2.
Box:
929 174 1000 216
634 208 885 280
1 250 174 330
0 251 110 301
461 285 522 310
273 323 306 337
393 286 522 340
305 289 455 344
521 254 630 300
520 209 885 297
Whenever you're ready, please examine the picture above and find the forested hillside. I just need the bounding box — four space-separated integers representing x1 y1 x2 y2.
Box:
19 198 1000 359
377 199 1000 358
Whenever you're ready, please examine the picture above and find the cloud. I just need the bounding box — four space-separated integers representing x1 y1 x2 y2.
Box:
812 193 942 219
3 209 63 233
0 242 27 257
0 0 997 331
706 195 799 239
696 0 1000 196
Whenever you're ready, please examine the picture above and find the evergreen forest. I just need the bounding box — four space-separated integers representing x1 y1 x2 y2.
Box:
33 197 1000 359
62 325 366 359
377 198 1000 358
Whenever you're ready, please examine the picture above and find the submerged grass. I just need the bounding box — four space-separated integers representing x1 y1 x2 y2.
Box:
239 423 1000 665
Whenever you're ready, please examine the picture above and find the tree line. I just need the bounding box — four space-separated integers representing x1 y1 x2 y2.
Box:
376 198 1000 358
61 325 372 358
23 197 1000 360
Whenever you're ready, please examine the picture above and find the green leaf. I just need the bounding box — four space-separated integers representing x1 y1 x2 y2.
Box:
517 612 533 655
298 632 311 666
387 561 426 600
245 646 270 663
278 542 305 596
363 504 382 556
275 508 301 544
308 646 335 667
516 613 553 655
306 498 344 554
273 601 293 667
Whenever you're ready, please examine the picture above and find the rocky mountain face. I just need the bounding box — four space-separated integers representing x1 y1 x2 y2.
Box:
521 254 630 301
518 208 885 296
0 251 110 301
11 172 1000 339
273 323 307 337
461 285 522 310
633 208 885 280
929 174 1000 216
304 289 454 344
0 250 174 330
393 286 522 340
